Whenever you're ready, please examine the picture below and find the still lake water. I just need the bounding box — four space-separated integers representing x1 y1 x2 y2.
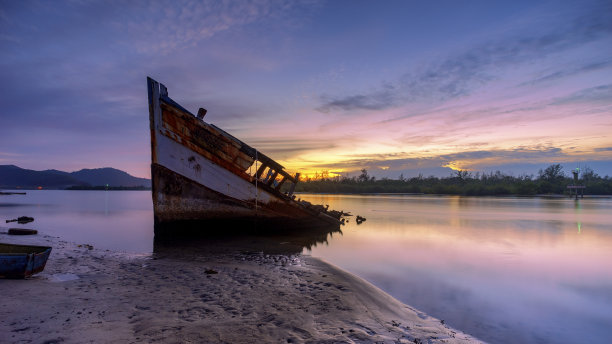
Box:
1 190 611 343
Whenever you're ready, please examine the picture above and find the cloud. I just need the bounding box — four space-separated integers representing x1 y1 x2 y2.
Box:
594 147 612 152
523 60 612 86
107 0 319 55
317 0 612 113
316 86 397 112
0 1 320 151
0 151 21 158
550 84 612 105
305 146 570 176
3 1 302 51
243 138 337 159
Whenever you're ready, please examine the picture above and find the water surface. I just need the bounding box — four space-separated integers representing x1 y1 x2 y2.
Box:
300 194 612 344
0 190 154 252
1 191 611 343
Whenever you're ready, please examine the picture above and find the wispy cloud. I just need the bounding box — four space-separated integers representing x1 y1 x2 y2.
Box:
317 86 397 113
523 60 612 86
110 0 319 55
317 0 612 113
2 1 611 178
244 138 337 159
306 146 571 175
550 84 612 105
0 151 22 157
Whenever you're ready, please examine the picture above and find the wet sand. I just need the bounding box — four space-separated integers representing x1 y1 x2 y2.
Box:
0 232 481 343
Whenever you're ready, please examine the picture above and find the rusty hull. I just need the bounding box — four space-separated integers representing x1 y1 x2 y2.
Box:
152 163 340 235
147 77 342 234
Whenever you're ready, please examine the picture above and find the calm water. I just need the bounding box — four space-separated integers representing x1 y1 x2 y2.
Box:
0 190 154 252
301 194 612 344
1 191 611 343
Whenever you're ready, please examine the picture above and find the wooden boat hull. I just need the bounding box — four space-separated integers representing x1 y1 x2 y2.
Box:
147 78 342 235
152 163 339 235
0 243 52 278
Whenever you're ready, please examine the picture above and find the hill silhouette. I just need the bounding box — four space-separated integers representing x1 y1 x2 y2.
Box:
0 165 150 189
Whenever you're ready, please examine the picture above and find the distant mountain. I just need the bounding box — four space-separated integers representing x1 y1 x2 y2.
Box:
0 165 150 189
0 165 85 189
70 168 150 188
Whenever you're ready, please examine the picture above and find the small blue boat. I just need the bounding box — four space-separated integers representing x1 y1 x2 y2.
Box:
0 243 52 278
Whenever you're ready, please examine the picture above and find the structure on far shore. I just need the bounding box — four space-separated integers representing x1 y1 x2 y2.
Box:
567 168 585 200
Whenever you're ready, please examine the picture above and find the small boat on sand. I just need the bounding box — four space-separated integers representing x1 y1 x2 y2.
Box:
147 78 344 235
0 243 52 278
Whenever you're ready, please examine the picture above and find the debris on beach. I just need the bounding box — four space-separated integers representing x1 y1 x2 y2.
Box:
6 216 34 224
204 269 218 274
8 228 38 235
356 215 366 224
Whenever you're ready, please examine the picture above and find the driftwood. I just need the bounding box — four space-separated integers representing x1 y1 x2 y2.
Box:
8 228 38 235
5 216 34 224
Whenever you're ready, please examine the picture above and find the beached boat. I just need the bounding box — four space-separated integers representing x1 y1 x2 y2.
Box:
0 243 52 278
147 78 343 234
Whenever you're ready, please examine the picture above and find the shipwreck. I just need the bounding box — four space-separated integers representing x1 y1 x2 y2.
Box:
147 78 344 235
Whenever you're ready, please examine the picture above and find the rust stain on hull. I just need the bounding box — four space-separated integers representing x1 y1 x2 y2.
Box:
160 105 254 181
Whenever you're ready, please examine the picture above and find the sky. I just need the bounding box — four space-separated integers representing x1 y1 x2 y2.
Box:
1 0 611 179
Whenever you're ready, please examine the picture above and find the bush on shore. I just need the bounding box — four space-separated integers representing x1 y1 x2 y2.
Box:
289 165 612 196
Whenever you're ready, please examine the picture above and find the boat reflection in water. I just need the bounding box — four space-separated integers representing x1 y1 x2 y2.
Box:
153 222 342 257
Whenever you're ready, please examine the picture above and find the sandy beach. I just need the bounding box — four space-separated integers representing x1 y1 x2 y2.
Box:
0 231 481 344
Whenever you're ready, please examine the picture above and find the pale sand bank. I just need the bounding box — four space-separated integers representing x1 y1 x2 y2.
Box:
0 232 482 343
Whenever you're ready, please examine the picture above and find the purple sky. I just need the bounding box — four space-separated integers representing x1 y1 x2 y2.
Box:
1 0 611 179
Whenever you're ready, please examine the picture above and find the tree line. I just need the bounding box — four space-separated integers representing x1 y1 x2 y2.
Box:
290 164 612 195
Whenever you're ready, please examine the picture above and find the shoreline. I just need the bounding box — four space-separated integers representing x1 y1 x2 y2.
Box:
3 188 611 198
0 232 481 343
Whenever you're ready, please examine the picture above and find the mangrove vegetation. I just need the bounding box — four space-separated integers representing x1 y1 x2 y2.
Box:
291 164 612 196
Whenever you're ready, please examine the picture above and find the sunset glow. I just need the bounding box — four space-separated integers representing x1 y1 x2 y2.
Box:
1 1 610 178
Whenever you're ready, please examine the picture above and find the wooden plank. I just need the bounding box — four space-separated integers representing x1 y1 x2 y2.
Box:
275 176 287 190
288 173 300 196
158 90 298 186
278 170 297 184
147 77 161 165
160 105 254 170
256 164 267 179
266 171 279 186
